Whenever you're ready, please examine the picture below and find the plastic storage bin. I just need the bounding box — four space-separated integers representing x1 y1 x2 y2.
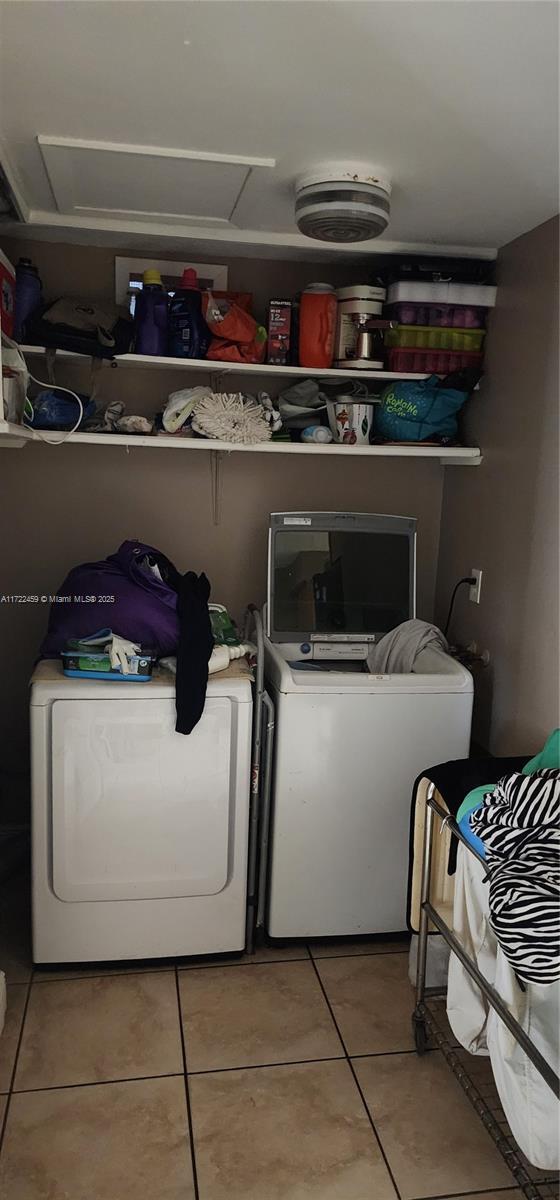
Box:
386 325 486 352
386 281 496 308
61 650 155 681
387 347 484 375
386 302 487 329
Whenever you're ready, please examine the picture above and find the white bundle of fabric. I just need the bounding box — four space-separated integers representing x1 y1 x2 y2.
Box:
191 393 272 444
163 386 212 433
161 642 254 676
367 619 448 674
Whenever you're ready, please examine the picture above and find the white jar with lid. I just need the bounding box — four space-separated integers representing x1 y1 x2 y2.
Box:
335 285 386 366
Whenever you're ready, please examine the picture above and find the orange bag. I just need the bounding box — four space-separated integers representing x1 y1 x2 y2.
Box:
207 327 267 364
203 293 256 343
203 292 266 363
207 291 252 314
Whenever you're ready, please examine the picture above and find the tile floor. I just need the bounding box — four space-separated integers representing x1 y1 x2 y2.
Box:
0 872 526 1200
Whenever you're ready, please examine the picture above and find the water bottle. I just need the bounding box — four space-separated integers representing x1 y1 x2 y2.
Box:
14 258 42 342
134 269 168 356
168 269 210 359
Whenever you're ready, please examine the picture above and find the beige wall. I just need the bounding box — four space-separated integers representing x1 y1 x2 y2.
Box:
0 235 445 798
436 216 559 755
0 237 374 327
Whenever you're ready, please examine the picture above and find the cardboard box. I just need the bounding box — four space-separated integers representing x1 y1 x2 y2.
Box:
267 299 292 364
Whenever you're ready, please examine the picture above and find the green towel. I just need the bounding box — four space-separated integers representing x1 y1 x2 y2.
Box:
521 728 560 774
456 728 560 824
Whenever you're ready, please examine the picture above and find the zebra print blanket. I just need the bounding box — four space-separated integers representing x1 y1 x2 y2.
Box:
470 768 560 985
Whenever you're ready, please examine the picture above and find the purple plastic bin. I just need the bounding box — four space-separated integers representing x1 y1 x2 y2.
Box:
387 302 486 329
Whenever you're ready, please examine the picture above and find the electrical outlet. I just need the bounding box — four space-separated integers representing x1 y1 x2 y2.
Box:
469 568 483 604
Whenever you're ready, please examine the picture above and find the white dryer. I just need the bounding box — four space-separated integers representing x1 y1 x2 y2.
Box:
31 660 252 964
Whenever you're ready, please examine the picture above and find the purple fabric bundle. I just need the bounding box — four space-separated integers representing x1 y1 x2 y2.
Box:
40 540 181 658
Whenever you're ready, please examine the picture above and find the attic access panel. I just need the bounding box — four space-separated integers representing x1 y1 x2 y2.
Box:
38 136 275 226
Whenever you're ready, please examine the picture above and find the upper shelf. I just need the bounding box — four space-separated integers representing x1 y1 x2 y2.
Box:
20 345 430 383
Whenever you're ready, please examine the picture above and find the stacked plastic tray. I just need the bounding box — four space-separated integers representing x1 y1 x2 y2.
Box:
387 302 487 329
387 347 484 374
384 282 496 374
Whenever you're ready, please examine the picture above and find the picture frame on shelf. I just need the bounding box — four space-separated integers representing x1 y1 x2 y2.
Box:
115 257 229 316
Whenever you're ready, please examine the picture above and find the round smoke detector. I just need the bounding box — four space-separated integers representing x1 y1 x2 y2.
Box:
295 164 391 243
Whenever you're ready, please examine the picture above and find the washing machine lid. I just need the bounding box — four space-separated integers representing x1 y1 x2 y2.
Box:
267 511 416 646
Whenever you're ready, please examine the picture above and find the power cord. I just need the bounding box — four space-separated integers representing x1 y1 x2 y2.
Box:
2 334 85 445
444 576 476 639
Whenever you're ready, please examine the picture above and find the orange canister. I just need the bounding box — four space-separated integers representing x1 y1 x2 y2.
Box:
298 283 337 369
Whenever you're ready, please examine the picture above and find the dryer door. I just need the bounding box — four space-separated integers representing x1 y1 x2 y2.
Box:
51 697 234 901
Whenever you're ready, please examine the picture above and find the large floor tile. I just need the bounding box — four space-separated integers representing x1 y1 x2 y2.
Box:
14 971 183 1090
354 1051 513 1198
317 951 414 1054
178 942 310 971
310 938 409 959
190 1059 397 1200
0 985 27 1092
179 960 342 1072
0 1075 195 1200
0 873 32 984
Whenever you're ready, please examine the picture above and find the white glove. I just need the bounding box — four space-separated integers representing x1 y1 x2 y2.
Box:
110 635 141 675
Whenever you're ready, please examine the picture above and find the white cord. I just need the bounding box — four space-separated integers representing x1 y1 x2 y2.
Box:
24 371 84 446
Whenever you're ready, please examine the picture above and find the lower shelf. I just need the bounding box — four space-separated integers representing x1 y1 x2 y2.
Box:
415 996 559 1200
0 422 482 464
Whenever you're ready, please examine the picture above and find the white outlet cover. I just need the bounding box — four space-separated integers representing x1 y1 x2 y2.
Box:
469 569 483 604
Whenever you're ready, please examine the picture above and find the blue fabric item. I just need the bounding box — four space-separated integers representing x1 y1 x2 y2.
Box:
374 375 468 442
458 810 486 859
29 389 95 430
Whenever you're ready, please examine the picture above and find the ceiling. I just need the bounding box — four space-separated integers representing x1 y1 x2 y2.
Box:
0 0 558 259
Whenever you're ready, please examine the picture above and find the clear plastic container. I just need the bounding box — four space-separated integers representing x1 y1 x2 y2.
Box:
386 302 487 329
386 281 496 308
387 347 484 374
386 325 486 352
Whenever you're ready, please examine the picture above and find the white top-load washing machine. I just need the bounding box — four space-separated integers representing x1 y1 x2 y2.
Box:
31 659 252 964
264 512 473 939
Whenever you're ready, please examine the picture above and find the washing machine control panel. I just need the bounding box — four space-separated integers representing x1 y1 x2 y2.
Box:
310 641 369 660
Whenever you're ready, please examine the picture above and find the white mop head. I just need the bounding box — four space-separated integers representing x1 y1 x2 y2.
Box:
191 393 272 444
